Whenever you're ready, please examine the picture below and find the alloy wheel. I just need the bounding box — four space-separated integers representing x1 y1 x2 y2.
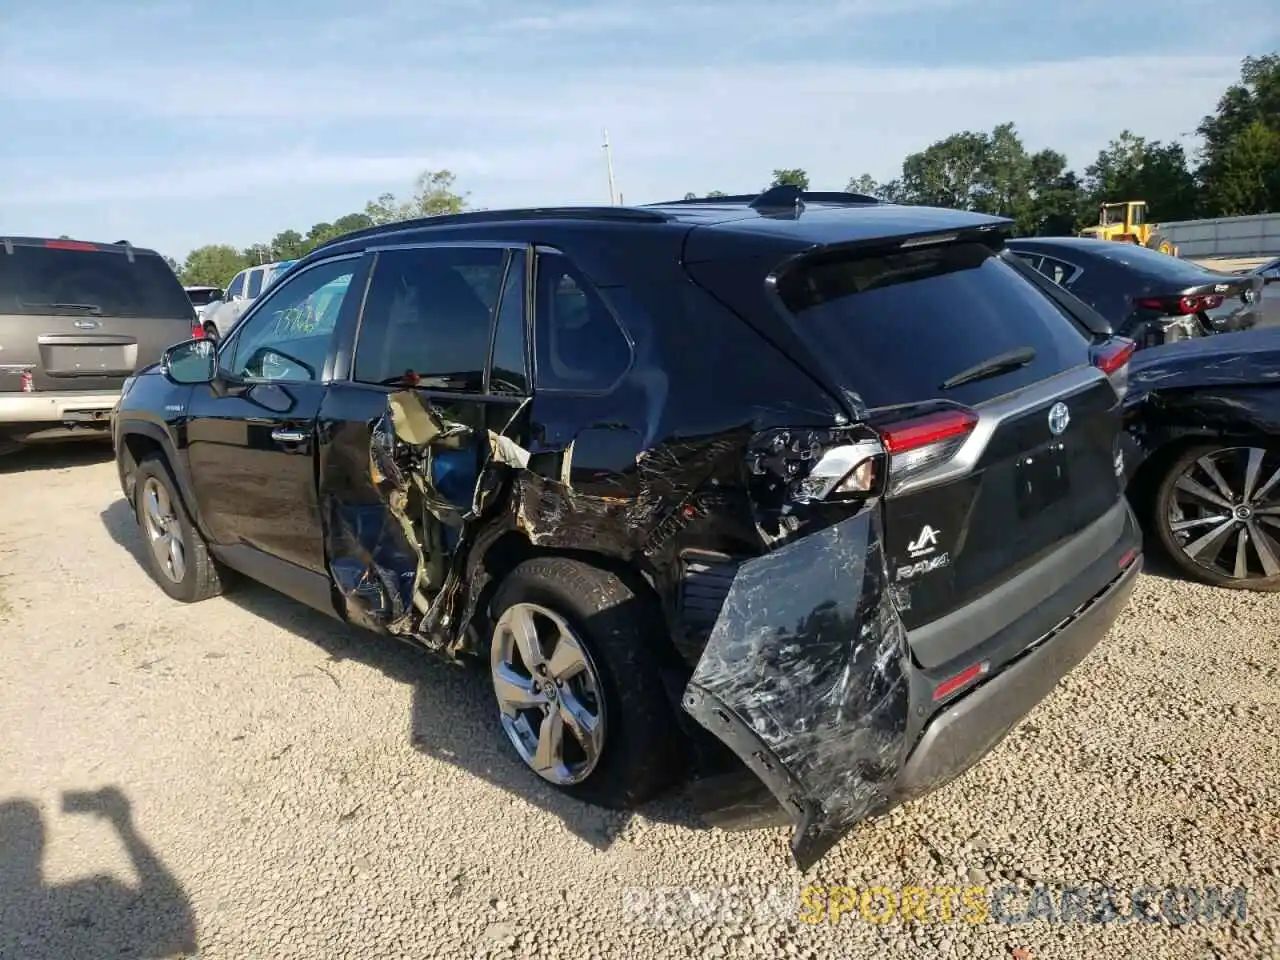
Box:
141 477 187 583
1166 446 1280 581
490 602 607 785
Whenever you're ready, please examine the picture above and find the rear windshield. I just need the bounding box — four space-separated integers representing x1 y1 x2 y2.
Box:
0 244 195 319
1083 243 1228 285
776 241 1090 408
186 287 222 306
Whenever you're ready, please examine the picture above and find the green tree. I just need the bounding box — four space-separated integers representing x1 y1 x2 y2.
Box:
769 169 810 190
180 245 248 287
845 173 881 196
1081 131 1198 223
363 169 468 224
270 229 307 260
683 192 698 200
243 243 274 265
1197 54 1280 215
1024 150 1081 236
897 130 989 209
1208 120 1280 216
705 190 729 198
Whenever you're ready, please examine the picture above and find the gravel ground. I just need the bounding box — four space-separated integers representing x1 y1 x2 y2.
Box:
1 444 1277 960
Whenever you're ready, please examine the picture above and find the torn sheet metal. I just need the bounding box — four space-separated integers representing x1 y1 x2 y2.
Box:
681 504 910 872
326 390 479 635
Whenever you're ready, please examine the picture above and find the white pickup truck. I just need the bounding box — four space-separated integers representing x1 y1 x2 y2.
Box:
199 259 296 339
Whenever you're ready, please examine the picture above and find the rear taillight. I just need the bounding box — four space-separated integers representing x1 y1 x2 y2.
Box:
20 371 33 393
1136 294 1223 315
191 324 205 340
1091 336 1136 399
1092 337 1136 375
747 427 887 507
44 239 98 252
875 406 979 495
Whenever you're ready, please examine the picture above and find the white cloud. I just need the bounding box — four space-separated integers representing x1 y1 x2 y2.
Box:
0 0 1253 257
2 51 1240 212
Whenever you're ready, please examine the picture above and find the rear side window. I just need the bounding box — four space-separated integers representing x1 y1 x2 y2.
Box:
0 243 194 319
533 252 632 392
353 246 508 392
776 242 1090 408
247 269 264 299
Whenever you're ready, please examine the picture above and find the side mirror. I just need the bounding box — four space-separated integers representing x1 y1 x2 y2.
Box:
161 338 218 385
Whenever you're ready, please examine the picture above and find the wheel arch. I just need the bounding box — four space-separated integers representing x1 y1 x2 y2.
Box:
115 419 207 537
461 527 684 671
1129 424 1278 527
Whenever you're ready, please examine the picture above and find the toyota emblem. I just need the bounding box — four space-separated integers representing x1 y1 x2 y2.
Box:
1048 401 1070 436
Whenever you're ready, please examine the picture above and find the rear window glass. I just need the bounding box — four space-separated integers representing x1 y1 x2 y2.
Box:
0 244 194 320
1084 243 1225 284
186 287 222 306
776 242 1090 408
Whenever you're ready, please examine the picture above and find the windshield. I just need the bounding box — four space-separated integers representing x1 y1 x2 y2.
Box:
0 244 195 319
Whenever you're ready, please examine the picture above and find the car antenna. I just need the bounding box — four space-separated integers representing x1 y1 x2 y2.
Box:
749 184 805 218
2 238 12 256
114 239 135 262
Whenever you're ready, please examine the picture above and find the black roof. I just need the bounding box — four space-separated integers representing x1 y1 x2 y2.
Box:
301 187 1012 268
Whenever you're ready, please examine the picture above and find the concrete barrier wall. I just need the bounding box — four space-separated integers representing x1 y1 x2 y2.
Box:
1157 213 1280 258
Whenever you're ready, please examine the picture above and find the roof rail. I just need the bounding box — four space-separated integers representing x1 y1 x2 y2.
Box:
309 205 671 254
649 189 883 208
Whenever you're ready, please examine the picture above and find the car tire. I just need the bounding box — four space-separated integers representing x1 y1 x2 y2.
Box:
488 556 682 809
133 454 228 603
1153 442 1280 591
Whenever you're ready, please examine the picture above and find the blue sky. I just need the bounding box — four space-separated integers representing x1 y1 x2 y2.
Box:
1 0 1275 260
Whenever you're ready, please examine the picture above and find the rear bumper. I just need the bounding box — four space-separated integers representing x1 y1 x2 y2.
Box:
0 391 120 423
683 501 1142 872
0 392 120 428
892 552 1140 805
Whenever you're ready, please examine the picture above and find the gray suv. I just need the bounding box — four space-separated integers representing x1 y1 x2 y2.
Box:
0 237 199 453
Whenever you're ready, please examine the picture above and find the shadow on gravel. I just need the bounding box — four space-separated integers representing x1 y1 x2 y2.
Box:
0 440 113 475
0 786 197 960
99 497 714 855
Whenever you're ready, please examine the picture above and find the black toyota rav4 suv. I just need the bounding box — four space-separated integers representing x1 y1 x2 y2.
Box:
112 188 1143 869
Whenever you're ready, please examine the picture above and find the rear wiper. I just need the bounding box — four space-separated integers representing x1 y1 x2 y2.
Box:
940 346 1036 390
24 302 103 315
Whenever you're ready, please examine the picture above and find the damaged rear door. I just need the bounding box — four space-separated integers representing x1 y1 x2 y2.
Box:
317 241 531 637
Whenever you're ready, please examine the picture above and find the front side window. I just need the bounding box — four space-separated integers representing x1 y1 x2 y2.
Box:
224 258 355 382
226 271 246 300
353 246 509 392
533 252 632 392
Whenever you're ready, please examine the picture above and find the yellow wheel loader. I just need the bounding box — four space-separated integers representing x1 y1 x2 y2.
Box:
1078 201 1178 256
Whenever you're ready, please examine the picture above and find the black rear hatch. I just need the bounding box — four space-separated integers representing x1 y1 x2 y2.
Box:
679 221 1131 869
0 239 196 394
771 237 1123 661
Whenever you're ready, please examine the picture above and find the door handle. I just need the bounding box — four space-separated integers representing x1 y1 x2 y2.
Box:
271 428 308 443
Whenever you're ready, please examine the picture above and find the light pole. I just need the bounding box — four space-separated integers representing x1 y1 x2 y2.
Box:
603 128 618 206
